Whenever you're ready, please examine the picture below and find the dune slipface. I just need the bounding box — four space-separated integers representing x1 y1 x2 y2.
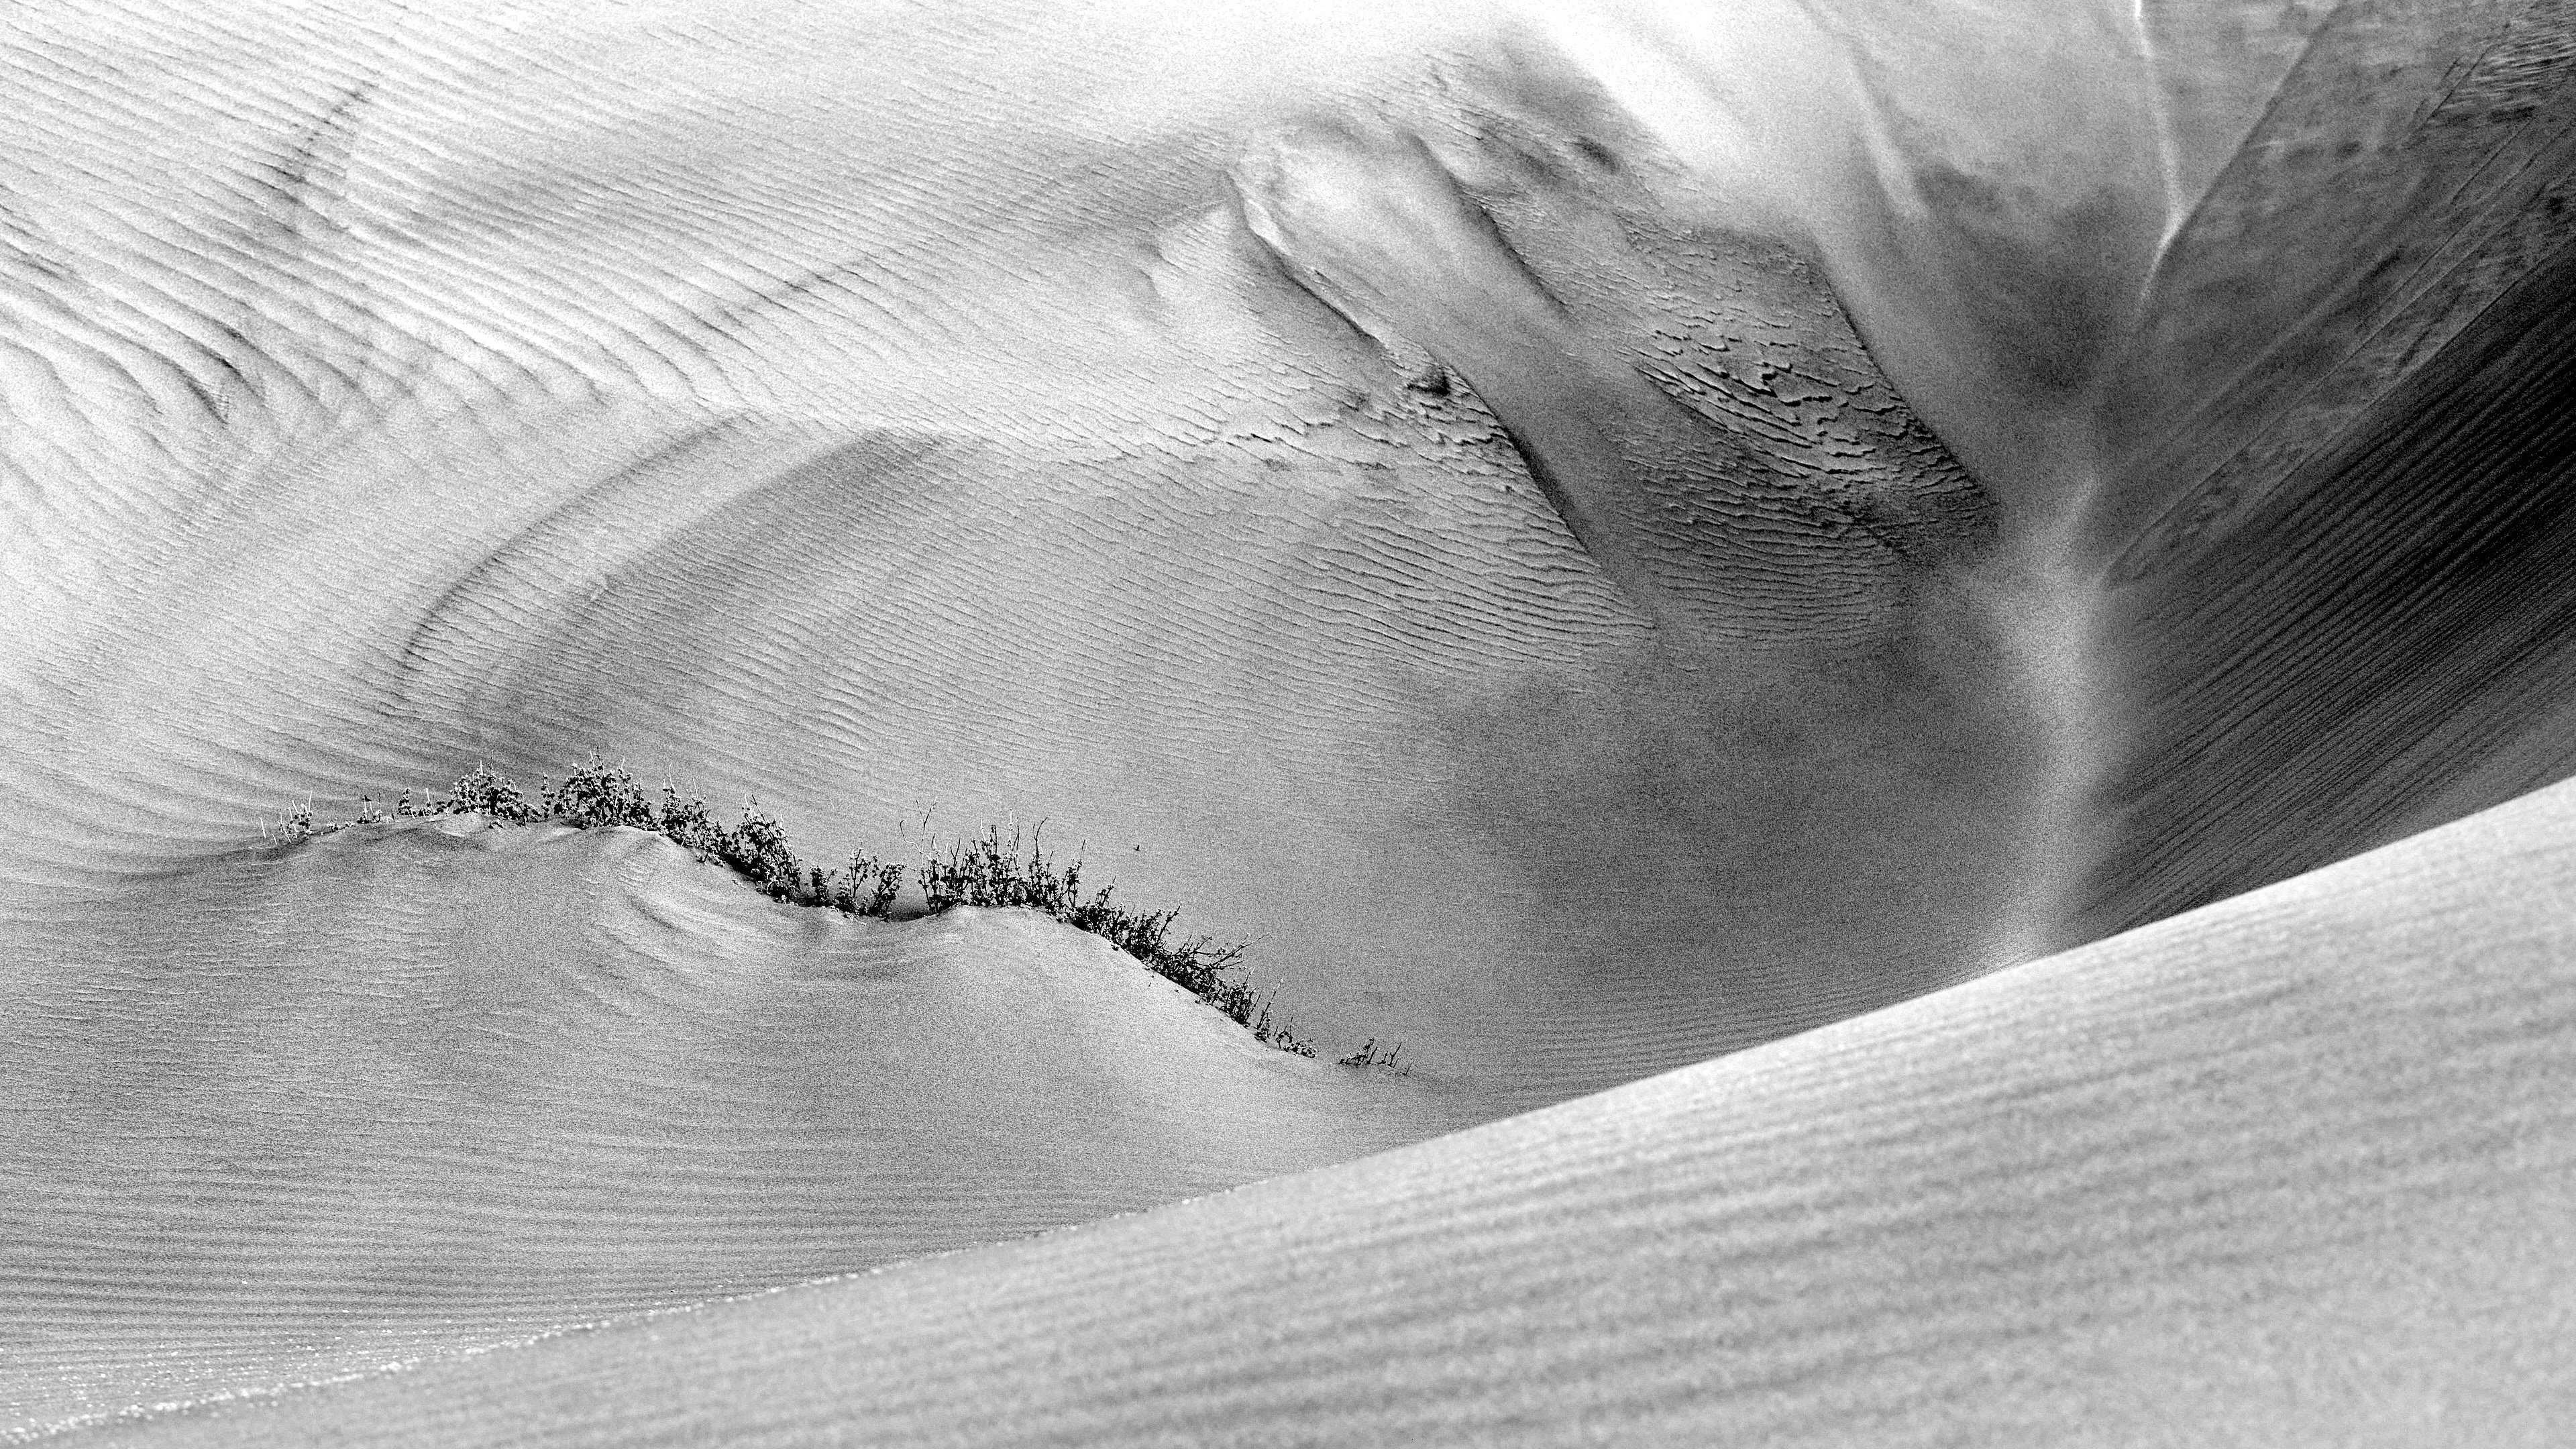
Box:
7 0 2576 1441
2070 0 2576 939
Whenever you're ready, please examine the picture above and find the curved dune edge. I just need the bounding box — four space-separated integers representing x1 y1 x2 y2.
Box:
96 777 2576 1446
7 0 2574 1113
8 6 2576 1440
0 0 2063 1108
0 819 1460 1440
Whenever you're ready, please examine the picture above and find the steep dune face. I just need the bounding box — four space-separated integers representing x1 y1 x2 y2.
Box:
2069 0 2576 937
117 773 2576 1448
2133 1 2340 215
0 818 1448 1436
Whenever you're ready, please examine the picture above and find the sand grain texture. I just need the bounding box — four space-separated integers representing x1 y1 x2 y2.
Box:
7 0 2571 1083
99 773 2576 1448
0 819 1452 1434
8 0 2576 1442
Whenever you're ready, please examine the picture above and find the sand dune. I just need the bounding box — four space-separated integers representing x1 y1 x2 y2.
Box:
1 0 2051 1101
100 764 2576 1447
8 0 2567 1085
2 817 1457 1435
8 0 2576 1441
2072 0 2576 938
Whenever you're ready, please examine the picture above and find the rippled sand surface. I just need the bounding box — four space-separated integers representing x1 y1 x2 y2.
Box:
3 818 1457 1433
106 772 2576 1447
7 0 2576 1441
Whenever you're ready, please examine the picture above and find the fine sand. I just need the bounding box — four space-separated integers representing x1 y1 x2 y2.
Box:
2 817 1463 1435
96 767 2576 1447
6 0 2569 1088
7 0 2576 1442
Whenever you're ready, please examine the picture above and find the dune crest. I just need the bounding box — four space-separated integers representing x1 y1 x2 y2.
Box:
9 1 2576 1438
105 767 2576 1447
0 818 1453 1437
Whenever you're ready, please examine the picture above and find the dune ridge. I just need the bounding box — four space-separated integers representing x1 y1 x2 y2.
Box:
9 3 2576 1440
97 769 2576 1448
4 0 2053 1106
7 0 2571 1084
0 818 1460 1438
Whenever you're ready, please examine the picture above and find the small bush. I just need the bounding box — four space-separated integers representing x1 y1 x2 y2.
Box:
1064 887 1174 963
654 786 729 859
836 852 906 918
442 765 537 822
917 827 1315 1055
717 801 801 900
545 758 655 830
918 824 1081 914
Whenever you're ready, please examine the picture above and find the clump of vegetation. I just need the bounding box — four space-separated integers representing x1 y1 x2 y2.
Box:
920 825 1316 1056
445 765 539 823
835 853 906 918
542 757 655 830
652 786 729 859
918 824 1083 914
270 760 1371 1063
716 802 802 900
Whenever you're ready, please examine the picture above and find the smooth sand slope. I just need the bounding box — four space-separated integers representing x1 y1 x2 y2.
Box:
1 818 1458 1436
103 767 2576 1447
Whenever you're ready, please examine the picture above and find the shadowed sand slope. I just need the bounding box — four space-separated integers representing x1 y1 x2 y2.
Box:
2060 0 2576 938
2078 231 2576 938
103 775 2576 1448
0 819 1454 1437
